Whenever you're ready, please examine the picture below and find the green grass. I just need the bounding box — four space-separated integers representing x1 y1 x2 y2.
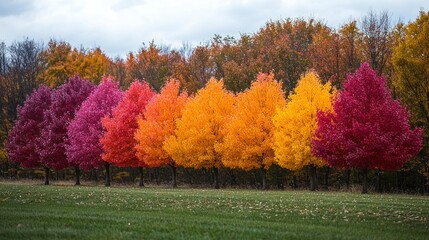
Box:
0 182 428 239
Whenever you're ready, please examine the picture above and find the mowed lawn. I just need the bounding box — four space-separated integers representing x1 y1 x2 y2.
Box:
0 182 428 239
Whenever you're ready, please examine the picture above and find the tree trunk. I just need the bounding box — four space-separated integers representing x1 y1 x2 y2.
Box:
92 169 98 181
324 166 330 187
343 169 350 189
44 167 50 185
292 175 298 189
376 170 382 193
309 165 317 191
213 167 220 189
138 166 144 187
395 171 399 192
104 163 111 187
362 169 368 194
14 163 19 179
75 166 80 185
277 169 284 190
261 167 267 190
229 169 237 186
170 164 177 188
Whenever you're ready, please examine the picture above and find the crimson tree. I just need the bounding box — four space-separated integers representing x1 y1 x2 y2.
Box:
312 63 422 193
66 77 123 186
5 85 52 184
101 80 155 187
37 76 95 185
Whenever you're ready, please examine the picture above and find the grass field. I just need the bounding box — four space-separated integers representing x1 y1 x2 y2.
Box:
0 182 428 239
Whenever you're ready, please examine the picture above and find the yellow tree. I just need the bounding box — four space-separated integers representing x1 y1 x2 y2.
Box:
164 78 234 189
273 71 334 191
134 79 188 188
220 73 286 189
392 11 429 184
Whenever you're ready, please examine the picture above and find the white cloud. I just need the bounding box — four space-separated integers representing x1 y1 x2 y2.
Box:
0 0 425 58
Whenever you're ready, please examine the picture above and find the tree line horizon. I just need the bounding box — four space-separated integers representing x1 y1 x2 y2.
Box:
1 10 428 193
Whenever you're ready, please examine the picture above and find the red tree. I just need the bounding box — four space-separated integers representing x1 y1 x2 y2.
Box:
5 85 52 184
66 77 123 186
37 76 95 185
100 80 155 186
312 63 423 193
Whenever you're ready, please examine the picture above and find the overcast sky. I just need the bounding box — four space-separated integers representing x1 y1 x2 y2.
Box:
0 0 426 58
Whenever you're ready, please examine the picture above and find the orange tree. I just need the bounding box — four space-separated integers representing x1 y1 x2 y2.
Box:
134 79 188 187
220 73 286 189
164 78 234 188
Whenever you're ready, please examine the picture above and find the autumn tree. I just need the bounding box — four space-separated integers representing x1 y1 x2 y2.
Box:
164 78 234 188
252 19 320 92
220 73 286 189
392 11 429 184
2 39 43 135
338 20 362 81
5 85 52 184
125 42 179 92
361 11 393 76
38 40 113 87
37 76 95 185
135 79 188 187
209 35 254 93
273 71 334 190
309 26 341 86
37 40 74 87
187 45 214 92
101 80 155 187
312 63 422 193
77 47 112 84
66 77 123 186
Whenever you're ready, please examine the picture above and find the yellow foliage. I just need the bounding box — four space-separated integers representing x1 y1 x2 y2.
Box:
38 40 112 87
164 78 234 169
220 73 286 171
273 71 334 170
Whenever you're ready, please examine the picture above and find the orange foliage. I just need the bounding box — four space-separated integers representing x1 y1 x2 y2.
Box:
220 73 286 171
134 79 188 167
164 78 234 169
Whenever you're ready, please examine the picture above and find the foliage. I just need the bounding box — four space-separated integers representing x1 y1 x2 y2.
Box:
66 77 123 171
38 40 113 87
125 42 187 92
392 11 429 182
273 71 334 171
5 85 52 168
312 63 422 170
135 79 188 167
164 78 234 169
220 73 286 171
37 76 95 170
101 80 155 167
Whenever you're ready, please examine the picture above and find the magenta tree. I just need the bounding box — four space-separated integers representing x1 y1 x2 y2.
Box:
37 76 95 185
312 62 423 193
5 85 52 184
66 77 123 186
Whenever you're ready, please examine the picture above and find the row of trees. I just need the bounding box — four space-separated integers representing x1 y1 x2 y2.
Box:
5 62 422 193
1 11 429 192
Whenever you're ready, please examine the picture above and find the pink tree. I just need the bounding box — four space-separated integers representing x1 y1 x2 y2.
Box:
37 76 95 185
66 77 123 186
312 63 423 193
5 85 52 185
101 80 155 187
